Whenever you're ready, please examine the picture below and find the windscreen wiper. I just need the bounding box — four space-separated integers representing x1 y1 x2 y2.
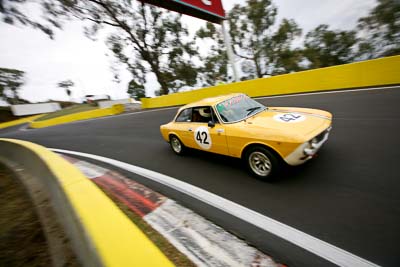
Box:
246 106 262 116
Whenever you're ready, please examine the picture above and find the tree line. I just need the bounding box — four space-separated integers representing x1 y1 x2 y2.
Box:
0 0 399 103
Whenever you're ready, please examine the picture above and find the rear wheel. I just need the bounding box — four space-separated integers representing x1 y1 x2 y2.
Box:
244 146 280 181
170 135 185 155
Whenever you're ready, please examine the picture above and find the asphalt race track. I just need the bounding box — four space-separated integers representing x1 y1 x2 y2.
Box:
2 86 400 266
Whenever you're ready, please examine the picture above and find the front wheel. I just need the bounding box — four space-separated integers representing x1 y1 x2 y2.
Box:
244 146 280 181
169 135 185 155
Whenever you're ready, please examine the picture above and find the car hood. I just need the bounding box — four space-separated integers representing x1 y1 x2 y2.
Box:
244 107 332 140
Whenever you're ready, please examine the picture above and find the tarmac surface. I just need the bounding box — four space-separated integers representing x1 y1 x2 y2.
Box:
1 86 400 266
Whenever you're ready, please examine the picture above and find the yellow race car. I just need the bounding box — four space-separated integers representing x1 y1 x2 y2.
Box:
160 93 332 181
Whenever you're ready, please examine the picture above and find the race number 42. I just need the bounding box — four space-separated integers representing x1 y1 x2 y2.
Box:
196 131 209 144
274 113 306 123
194 126 212 149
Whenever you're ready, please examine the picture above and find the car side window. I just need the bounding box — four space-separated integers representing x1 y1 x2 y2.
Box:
175 108 192 122
192 107 212 123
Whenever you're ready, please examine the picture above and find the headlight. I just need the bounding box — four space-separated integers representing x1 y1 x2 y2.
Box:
309 137 318 148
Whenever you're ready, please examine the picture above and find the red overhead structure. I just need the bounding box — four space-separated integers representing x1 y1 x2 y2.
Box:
141 0 238 81
141 0 225 23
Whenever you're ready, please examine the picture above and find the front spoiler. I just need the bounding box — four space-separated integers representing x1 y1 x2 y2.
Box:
284 127 331 166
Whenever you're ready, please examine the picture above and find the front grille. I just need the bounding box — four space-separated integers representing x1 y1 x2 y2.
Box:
314 130 327 143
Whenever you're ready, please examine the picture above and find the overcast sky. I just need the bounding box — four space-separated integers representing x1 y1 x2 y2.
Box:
0 0 377 105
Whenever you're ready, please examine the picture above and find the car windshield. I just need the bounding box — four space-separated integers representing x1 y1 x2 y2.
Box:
216 95 266 123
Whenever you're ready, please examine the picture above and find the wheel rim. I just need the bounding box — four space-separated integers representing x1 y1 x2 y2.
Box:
249 151 272 176
171 137 182 153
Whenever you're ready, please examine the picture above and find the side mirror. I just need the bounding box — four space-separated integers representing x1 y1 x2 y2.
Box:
208 121 215 128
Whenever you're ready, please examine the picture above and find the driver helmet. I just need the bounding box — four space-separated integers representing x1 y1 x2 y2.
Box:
199 108 211 117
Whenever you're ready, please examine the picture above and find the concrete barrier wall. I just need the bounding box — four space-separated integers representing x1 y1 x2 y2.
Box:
0 139 173 267
98 99 133 109
11 103 61 116
30 104 125 128
141 55 400 109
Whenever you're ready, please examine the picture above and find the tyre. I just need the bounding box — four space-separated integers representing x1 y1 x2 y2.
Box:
169 135 185 155
244 146 280 181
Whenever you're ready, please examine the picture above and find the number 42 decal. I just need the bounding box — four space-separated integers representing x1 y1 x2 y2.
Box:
274 113 305 123
196 131 209 144
194 126 212 149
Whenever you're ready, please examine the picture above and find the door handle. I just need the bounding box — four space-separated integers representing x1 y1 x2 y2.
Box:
217 129 224 133
188 128 193 132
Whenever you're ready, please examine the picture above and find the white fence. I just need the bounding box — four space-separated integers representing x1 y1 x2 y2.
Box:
11 103 61 116
98 99 138 109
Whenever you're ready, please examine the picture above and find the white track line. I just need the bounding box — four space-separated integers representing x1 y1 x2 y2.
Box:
55 106 180 125
51 148 380 267
95 106 179 119
254 85 399 100
72 85 399 122
18 85 398 130
15 106 179 131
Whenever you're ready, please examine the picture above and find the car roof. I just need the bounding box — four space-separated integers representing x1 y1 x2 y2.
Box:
179 93 243 110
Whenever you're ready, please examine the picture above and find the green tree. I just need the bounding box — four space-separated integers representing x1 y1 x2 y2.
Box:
127 79 145 100
0 67 25 104
57 79 74 100
2 1 199 95
228 0 302 79
357 0 400 59
303 25 357 69
196 22 229 86
0 0 63 38
63 1 198 95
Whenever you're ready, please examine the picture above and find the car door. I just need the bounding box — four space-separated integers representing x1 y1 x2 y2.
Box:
189 106 229 156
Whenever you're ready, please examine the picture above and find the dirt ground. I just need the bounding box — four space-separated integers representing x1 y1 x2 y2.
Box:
0 163 51 266
0 107 23 123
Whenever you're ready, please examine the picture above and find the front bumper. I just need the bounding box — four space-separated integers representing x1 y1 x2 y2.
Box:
284 127 331 166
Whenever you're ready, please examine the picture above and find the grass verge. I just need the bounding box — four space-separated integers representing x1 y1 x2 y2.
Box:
0 163 51 266
34 104 97 121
